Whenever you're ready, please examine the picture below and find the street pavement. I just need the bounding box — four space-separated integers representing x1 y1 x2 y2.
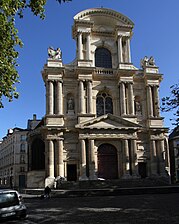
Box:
2 193 179 224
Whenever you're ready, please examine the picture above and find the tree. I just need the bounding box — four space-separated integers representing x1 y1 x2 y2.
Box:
161 82 179 126
0 0 71 108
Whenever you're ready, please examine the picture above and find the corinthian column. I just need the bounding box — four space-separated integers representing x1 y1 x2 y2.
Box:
78 32 83 60
86 33 90 60
127 37 131 63
56 139 64 177
87 80 92 114
117 35 123 63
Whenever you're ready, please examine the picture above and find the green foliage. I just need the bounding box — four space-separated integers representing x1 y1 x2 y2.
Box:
0 0 71 108
161 82 179 125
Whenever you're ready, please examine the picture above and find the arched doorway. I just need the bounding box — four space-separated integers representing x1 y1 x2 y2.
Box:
98 144 118 179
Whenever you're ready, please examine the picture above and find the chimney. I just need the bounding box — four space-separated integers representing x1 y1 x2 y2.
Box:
33 114 37 121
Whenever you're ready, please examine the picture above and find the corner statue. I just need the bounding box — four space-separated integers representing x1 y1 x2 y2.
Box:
48 47 62 60
140 56 156 68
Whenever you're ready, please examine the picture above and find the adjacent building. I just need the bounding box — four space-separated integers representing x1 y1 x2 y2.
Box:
27 8 170 188
169 126 179 183
0 114 40 189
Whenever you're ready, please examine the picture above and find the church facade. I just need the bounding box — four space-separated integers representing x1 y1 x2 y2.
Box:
28 8 169 188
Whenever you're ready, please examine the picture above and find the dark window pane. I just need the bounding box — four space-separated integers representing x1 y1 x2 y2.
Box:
105 97 113 114
96 97 104 116
95 48 112 68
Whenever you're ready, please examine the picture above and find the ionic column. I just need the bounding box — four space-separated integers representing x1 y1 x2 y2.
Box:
56 81 63 115
79 80 85 114
48 81 54 115
117 35 123 63
120 82 126 115
87 80 92 114
128 83 135 115
86 33 90 60
78 32 83 60
48 140 54 177
127 37 131 63
56 139 64 177
154 85 160 117
147 85 153 117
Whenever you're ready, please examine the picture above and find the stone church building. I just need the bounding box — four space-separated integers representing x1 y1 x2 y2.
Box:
27 8 169 188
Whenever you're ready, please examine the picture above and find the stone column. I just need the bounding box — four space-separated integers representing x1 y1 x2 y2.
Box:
78 32 83 60
150 140 158 176
48 140 54 177
127 37 131 63
147 85 153 117
128 83 135 115
131 139 138 177
79 80 85 114
86 33 90 60
122 139 130 178
89 139 97 180
56 81 63 115
154 85 160 117
117 35 123 63
46 81 49 115
48 81 54 115
56 139 64 177
87 80 92 114
120 82 126 115
158 140 166 176
79 139 88 180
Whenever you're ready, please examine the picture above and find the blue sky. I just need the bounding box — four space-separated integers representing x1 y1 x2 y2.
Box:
0 0 178 139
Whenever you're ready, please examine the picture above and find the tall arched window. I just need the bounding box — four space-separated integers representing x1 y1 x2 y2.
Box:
96 92 113 117
95 47 112 68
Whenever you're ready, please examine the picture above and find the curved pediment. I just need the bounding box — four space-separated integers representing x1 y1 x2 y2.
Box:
75 114 141 130
74 8 134 28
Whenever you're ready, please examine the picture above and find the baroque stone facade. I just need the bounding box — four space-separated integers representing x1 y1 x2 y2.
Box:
28 8 170 187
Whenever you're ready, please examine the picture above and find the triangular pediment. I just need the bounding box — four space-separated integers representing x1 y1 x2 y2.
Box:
76 114 141 130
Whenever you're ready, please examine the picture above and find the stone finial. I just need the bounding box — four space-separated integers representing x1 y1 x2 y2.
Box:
48 47 62 60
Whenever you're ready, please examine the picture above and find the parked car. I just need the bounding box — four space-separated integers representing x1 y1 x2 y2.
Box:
0 189 27 221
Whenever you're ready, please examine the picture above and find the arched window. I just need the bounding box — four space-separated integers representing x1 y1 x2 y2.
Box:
96 92 113 117
95 47 112 68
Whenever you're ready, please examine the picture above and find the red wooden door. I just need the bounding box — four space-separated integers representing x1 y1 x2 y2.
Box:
98 144 118 179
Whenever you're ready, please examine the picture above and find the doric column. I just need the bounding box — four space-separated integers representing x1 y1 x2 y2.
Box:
79 80 85 114
120 82 126 115
154 85 160 117
127 37 131 63
56 139 64 177
56 81 63 115
48 81 54 115
87 80 92 114
117 35 123 63
78 32 83 60
86 33 90 60
131 139 138 176
48 140 54 177
150 140 158 176
147 85 153 117
128 83 135 115
122 139 130 178
79 139 88 180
